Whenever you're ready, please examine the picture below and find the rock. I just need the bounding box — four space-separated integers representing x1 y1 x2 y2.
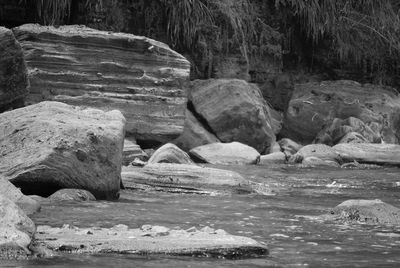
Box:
123 139 148 166
147 143 193 165
269 141 281 153
282 80 400 144
321 199 400 226
173 109 220 152
269 108 283 135
338 132 369 144
122 164 252 195
189 79 275 153
48 189 96 202
34 224 268 258
0 26 28 112
0 178 40 215
259 73 294 112
278 138 303 156
259 152 286 165
314 117 381 145
13 24 190 145
333 143 400 165
290 144 341 164
0 195 35 259
301 157 340 168
0 101 125 200
189 142 260 165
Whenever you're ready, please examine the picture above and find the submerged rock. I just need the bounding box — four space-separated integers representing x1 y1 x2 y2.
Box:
48 189 96 202
0 27 28 112
190 142 260 165
122 164 252 195
13 23 190 145
173 109 220 152
147 143 193 165
0 195 35 259
34 224 268 258
0 178 40 215
0 101 125 200
333 143 400 166
301 157 340 168
189 79 275 153
321 199 400 226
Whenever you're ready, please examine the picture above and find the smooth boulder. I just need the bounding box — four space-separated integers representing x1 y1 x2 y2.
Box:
333 143 400 165
282 80 400 144
0 27 28 112
147 143 193 165
48 189 96 202
190 142 260 165
278 138 303 156
289 144 341 164
13 24 190 145
0 101 125 200
259 152 286 165
189 79 275 153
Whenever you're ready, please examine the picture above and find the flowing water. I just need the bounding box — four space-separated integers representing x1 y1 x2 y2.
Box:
3 164 400 267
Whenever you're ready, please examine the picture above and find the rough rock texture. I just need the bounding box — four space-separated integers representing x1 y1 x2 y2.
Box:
0 195 35 259
333 143 400 165
0 178 40 216
13 24 190 145
282 80 400 144
147 143 193 165
259 152 286 165
34 224 268 258
0 101 126 200
338 132 368 144
122 139 148 166
122 164 252 195
189 79 275 153
290 144 341 164
321 199 400 226
278 138 303 156
259 73 294 112
48 189 96 202
0 27 28 112
173 109 220 152
190 142 260 165
314 117 381 145
301 157 340 168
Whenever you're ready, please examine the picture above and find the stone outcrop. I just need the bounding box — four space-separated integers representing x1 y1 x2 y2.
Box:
189 79 275 153
282 80 400 144
0 195 35 259
48 189 96 202
0 101 125 200
122 164 252 194
147 143 193 165
34 224 268 258
122 139 148 166
189 142 260 165
333 143 400 165
173 109 220 152
0 178 40 216
0 27 28 112
321 199 400 226
13 23 190 145
290 144 341 164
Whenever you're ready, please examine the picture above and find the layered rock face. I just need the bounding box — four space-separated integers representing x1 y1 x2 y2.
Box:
0 27 28 112
0 101 125 200
189 79 275 153
282 80 400 144
13 24 190 145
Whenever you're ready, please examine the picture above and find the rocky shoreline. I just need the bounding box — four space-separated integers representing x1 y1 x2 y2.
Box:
1 24 400 261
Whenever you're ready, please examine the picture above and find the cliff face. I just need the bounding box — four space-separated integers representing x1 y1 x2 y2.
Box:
13 24 190 145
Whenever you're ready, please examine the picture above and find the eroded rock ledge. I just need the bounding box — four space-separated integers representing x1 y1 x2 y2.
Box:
13 24 190 145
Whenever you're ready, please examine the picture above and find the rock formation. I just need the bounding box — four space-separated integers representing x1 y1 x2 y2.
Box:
13 23 190 145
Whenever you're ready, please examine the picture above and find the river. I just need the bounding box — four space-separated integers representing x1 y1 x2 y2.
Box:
3 164 400 267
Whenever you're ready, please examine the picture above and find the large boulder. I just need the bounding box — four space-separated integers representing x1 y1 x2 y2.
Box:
13 24 190 145
0 195 36 259
0 178 40 216
333 143 400 165
189 79 275 153
290 144 341 164
122 164 252 194
282 80 400 144
189 142 260 165
0 101 125 200
147 143 193 165
173 109 220 152
0 27 28 112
